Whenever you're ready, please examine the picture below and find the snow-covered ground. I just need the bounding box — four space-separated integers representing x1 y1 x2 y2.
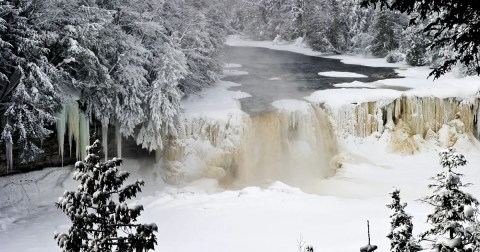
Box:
2 35 480 252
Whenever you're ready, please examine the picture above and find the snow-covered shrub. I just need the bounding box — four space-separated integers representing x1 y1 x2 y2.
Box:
419 148 479 251
386 188 421 252
54 140 157 251
386 51 405 63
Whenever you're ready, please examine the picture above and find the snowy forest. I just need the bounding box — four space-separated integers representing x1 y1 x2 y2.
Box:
2 0 480 251
0 0 229 170
2 0 478 172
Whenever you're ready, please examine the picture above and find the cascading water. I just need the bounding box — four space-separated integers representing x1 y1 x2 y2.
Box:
237 104 338 186
160 102 339 186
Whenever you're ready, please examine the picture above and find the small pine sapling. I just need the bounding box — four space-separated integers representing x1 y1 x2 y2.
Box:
386 188 421 252
420 148 479 251
360 220 378 252
54 140 157 251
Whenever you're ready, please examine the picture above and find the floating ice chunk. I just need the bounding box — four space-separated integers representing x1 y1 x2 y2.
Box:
318 71 368 78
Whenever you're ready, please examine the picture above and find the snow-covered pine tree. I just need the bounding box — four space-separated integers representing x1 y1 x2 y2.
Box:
420 148 479 251
55 139 157 251
136 39 187 151
0 0 62 164
402 24 429 67
369 10 405 57
386 188 421 252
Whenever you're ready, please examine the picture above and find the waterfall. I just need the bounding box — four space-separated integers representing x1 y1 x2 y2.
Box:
102 122 108 162
237 105 338 186
160 103 339 186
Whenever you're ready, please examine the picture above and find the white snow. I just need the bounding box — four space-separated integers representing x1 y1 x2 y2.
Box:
269 77 282 80
1 136 480 252
325 54 408 68
3 35 480 252
226 35 322 57
307 67 480 109
271 99 311 113
181 81 250 122
305 88 402 109
318 71 368 78
333 81 378 88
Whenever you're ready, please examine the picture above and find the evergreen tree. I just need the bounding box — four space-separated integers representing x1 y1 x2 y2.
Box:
402 25 429 67
360 0 480 78
55 140 157 251
0 0 62 163
420 148 479 251
386 188 421 252
369 10 405 57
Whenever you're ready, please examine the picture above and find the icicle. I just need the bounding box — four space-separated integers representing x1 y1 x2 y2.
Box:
66 103 80 158
115 122 122 158
79 112 90 160
102 121 108 162
5 142 13 173
56 105 67 166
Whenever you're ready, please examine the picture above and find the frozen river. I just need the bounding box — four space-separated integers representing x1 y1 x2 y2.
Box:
223 46 399 114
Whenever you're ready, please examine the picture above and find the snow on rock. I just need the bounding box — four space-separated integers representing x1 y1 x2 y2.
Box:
318 71 368 78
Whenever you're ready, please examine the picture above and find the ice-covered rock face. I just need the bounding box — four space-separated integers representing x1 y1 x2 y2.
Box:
320 95 480 154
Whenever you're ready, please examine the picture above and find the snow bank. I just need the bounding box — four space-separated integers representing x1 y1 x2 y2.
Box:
333 81 378 88
181 81 250 122
305 88 402 109
318 71 368 78
325 54 408 68
226 35 322 57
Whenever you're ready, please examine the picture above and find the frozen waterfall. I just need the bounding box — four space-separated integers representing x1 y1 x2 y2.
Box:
159 103 339 186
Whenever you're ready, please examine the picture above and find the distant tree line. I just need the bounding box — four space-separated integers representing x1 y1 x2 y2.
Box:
228 0 479 78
